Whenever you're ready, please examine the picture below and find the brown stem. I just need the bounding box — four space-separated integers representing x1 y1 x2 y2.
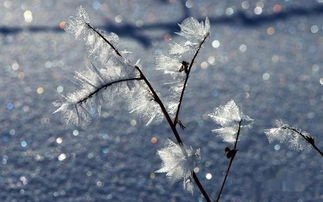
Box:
192 171 212 202
283 126 323 157
174 33 209 127
77 77 143 104
215 120 242 202
135 66 183 145
87 23 211 201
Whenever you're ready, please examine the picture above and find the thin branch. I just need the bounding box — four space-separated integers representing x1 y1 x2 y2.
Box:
86 21 184 145
215 120 242 202
136 67 212 201
77 77 143 104
86 23 123 57
192 171 212 202
173 33 209 127
88 22 211 201
282 126 323 157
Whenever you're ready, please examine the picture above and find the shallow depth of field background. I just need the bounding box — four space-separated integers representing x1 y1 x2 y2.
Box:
0 0 322 201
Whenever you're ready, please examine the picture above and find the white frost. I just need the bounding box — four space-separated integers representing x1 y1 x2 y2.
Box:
155 139 200 194
169 42 191 55
208 100 253 143
65 6 120 65
54 58 139 126
156 54 182 77
65 6 90 39
55 6 156 126
264 120 311 151
128 84 164 126
155 17 210 111
176 17 210 42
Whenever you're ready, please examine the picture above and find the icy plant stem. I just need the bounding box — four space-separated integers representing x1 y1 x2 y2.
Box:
174 33 209 127
283 126 323 157
215 120 242 202
77 77 143 104
86 23 123 57
136 66 211 202
88 23 211 202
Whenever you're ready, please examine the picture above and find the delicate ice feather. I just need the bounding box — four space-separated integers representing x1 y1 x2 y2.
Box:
208 100 253 143
169 42 191 55
176 17 210 42
156 54 182 77
65 6 121 65
212 126 239 143
155 139 200 193
54 57 140 126
65 6 90 39
264 120 311 151
128 84 164 126
155 17 210 114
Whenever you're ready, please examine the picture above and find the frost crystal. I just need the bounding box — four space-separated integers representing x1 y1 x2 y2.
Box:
264 120 311 151
128 84 163 126
155 139 200 194
65 6 120 65
177 17 210 42
156 17 210 78
65 6 90 39
54 58 139 126
208 100 253 143
155 17 210 113
156 54 182 77
54 6 168 126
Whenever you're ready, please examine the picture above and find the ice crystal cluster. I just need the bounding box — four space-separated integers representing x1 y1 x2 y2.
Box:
264 120 312 151
54 6 211 197
156 17 210 113
54 6 163 126
208 100 253 143
155 139 200 193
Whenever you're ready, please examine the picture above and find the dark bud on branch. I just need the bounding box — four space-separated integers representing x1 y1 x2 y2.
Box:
224 147 237 159
305 136 315 144
179 61 189 73
177 119 186 129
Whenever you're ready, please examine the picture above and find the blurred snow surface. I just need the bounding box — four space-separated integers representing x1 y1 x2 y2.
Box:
0 0 322 201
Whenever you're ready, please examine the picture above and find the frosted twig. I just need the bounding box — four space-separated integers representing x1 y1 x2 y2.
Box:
281 126 323 156
77 77 143 104
265 120 322 156
87 17 211 201
85 23 123 57
214 120 242 202
173 32 210 128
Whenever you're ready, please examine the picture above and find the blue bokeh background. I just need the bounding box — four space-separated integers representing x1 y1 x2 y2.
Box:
0 0 322 201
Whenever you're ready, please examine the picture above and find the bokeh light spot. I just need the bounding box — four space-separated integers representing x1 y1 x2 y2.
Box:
24 10 33 23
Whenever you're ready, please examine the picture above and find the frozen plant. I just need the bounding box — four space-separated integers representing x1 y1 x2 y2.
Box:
155 139 200 194
265 120 323 156
54 6 162 126
55 6 212 202
54 5 322 202
209 100 253 202
208 100 253 143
